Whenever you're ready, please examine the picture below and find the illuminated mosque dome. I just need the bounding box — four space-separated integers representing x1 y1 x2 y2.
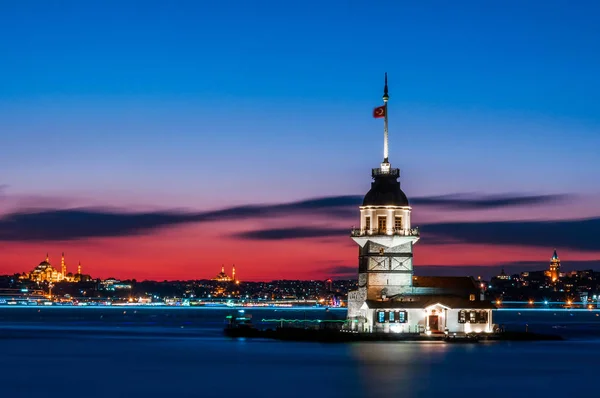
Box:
33 255 56 273
212 265 237 283
28 254 61 282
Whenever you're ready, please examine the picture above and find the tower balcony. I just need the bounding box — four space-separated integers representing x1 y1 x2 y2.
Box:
351 227 420 238
372 168 400 178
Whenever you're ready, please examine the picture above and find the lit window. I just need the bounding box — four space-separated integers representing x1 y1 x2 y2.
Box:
397 311 407 323
469 294 475 301
377 311 385 323
469 311 477 323
389 311 395 322
458 310 466 324
378 217 387 233
478 311 488 324
365 217 371 231
394 216 402 231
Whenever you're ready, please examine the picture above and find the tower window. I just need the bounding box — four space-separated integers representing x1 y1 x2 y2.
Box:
377 311 385 323
365 217 371 231
394 216 402 231
378 217 387 233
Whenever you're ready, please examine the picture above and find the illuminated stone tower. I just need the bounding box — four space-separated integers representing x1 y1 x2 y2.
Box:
547 249 561 282
348 74 420 318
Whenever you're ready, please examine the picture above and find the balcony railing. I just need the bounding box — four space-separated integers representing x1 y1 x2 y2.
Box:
371 168 400 178
350 227 420 237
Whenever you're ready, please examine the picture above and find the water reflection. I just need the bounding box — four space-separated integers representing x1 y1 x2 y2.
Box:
351 343 457 397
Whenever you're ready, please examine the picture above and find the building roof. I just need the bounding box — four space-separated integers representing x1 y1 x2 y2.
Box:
365 296 496 310
412 276 479 290
362 171 409 207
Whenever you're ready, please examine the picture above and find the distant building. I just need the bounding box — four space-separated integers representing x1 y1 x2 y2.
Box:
545 249 561 282
346 75 495 334
496 267 511 280
212 265 238 283
325 278 333 292
100 278 132 290
22 253 89 283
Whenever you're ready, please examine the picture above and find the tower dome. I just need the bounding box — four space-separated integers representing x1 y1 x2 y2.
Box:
363 170 409 206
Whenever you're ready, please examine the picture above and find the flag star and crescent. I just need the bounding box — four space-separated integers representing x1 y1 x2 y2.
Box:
373 105 386 118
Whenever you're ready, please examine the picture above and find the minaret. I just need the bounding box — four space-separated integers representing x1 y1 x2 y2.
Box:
348 74 420 325
77 261 82 276
61 252 66 276
46 253 49 263
232 264 236 281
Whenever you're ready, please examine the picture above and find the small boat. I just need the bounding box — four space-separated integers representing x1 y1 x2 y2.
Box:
224 310 262 338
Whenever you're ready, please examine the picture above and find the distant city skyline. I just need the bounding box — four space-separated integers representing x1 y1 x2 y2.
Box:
1 1 599 280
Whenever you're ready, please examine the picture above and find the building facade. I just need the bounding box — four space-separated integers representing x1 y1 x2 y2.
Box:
346 75 495 334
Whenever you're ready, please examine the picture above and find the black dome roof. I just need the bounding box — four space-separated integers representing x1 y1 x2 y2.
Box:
363 169 409 206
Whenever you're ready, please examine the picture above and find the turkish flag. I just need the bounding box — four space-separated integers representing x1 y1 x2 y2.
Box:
373 105 386 118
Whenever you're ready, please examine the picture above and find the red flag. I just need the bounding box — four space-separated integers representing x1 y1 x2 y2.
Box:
373 105 386 118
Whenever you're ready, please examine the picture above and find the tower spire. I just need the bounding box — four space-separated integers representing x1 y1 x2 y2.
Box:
383 72 389 164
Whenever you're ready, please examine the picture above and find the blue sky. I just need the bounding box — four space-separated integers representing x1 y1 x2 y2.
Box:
0 1 599 279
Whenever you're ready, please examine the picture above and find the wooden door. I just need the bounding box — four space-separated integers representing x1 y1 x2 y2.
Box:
378 217 387 234
428 315 439 332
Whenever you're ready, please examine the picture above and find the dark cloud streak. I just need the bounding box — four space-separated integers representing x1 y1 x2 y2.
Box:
0 192 579 242
233 218 600 252
413 194 569 209
0 209 202 241
423 218 600 251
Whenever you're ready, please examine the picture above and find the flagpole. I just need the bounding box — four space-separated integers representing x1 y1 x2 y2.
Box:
383 72 389 164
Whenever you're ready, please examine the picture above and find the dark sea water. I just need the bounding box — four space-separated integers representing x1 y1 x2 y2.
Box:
1 307 599 398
